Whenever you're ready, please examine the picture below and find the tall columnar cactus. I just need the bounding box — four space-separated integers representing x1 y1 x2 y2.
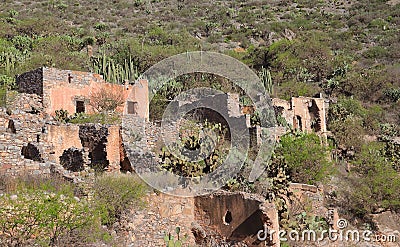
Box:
260 67 273 95
91 53 139 84
0 52 18 74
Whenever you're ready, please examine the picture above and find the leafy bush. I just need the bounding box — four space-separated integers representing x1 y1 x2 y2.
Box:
328 97 366 122
362 46 388 59
92 174 148 225
383 87 400 102
276 132 332 184
54 109 121 125
0 176 98 246
328 98 367 150
329 116 365 151
276 80 320 100
345 142 400 217
0 74 16 90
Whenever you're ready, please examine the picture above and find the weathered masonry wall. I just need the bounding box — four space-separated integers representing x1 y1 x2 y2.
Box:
16 68 43 95
128 191 279 247
129 192 196 246
42 68 149 118
16 67 149 119
0 91 128 176
46 124 124 172
0 93 53 176
272 96 328 135
194 191 280 246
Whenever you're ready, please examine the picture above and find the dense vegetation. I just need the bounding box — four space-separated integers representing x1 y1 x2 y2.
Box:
0 0 399 232
0 174 148 246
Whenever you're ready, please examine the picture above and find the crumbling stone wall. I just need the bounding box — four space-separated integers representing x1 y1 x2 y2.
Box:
0 90 124 176
15 67 149 119
128 192 196 246
106 125 123 172
272 98 294 128
288 183 327 220
128 190 280 247
16 68 43 95
46 125 83 165
122 116 159 174
194 191 279 246
45 124 122 172
291 97 327 134
40 67 149 118
0 93 53 176
59 148 84 172
272 96 328 135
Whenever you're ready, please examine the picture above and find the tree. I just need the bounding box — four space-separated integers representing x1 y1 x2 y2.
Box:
89 87 124 113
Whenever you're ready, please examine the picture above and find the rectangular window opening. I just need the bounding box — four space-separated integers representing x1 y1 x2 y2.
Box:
76 101 85 113
127 101 138 115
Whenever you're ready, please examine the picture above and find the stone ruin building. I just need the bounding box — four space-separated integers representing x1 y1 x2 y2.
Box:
0 67 148 177
0 67 331 246
272 96 329 137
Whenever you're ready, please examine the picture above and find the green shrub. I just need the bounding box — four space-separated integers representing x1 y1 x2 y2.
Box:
92 174 148 225
0 74 16 90
328 98 367 150
54 110 122 125
94 22 108 32
276 80 320 100
384 87 400 102
362 46 388 59
345 142 400 217
329 98 366 122
68 112 121 125
276 132 332 184
0 176 97 246
329 116 365 151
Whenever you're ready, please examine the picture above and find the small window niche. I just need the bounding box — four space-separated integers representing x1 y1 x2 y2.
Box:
127 101 138 115
7 120 16 134
76 100 85 113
